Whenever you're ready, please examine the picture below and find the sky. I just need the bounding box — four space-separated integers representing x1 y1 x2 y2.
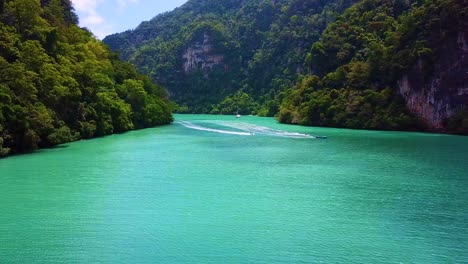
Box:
71 0 188 39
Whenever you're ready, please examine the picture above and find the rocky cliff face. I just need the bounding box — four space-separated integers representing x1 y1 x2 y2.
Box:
182 32 226 74
398 30 468 131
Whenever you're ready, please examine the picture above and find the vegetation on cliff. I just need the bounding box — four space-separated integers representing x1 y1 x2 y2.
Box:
104 0 359 113
105 0 466 133
278 0 466 131
0 0 173 157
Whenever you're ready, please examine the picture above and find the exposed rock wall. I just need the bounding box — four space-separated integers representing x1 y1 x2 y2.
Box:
398 30 468 130
182 32 226 73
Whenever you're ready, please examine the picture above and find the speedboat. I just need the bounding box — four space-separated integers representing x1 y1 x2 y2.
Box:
236 114 241 118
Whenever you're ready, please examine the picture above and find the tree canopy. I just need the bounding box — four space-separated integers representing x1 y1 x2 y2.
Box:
0 0 173 157
104 0 466 134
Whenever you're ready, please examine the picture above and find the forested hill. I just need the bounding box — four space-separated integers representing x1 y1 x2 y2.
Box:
278 0 467 133
105 0 467 134
0 0 173 157
104 0 359 114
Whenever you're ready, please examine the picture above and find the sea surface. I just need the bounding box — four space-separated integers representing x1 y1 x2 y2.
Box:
1 114 467 263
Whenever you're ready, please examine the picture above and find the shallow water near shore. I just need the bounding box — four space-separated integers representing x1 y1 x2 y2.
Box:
1 114 467 263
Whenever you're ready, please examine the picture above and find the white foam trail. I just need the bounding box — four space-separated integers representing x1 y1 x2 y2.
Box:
178 121 253 136
218 122 315 138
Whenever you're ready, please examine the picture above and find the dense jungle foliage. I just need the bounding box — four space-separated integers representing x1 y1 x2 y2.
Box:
104 0 359 114
0 0 173 157
104 0 466 133
278 0 466 131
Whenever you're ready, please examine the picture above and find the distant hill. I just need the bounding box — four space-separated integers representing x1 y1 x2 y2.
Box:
104 0 467 134
104 0 358 113
0 0 173 157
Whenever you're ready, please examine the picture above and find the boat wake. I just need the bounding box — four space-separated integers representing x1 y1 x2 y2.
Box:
177 121 253 136
218 122 315 138
178 121 326 139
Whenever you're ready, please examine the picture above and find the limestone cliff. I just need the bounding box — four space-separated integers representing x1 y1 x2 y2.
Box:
182 32 226 74
398 30 468 131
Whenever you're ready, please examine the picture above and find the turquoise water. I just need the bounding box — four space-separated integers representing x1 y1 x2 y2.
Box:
1 114 467 263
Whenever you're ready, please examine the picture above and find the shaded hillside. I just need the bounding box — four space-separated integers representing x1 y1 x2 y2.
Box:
278 0 467 133
0 0 173 157
105 0 467 134
104 0 358 114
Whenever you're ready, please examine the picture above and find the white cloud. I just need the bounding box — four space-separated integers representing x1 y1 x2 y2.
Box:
72 0 100 12
71 0 141 39
82 12 104 26
117 0 139 12
72 0 105 26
